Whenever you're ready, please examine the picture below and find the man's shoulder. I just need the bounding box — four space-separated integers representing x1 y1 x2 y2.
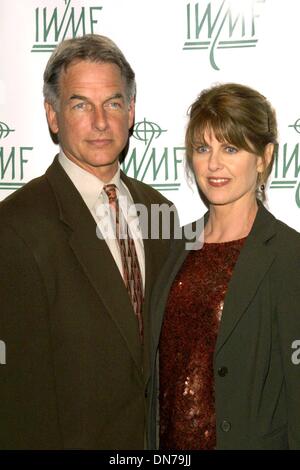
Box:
0 173 56 227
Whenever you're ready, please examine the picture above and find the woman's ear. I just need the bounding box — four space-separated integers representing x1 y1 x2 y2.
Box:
264 143 274 168
257 143 274 174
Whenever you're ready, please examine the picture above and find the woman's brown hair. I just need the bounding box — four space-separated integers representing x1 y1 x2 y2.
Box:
185 83 278 192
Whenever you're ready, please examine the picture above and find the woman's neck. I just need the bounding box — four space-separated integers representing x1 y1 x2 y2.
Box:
204 198 259 243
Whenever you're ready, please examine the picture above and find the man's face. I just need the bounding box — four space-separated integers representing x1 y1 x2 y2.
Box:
45 60 135 181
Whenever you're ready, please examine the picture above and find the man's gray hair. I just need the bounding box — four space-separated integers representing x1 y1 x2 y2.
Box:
43 34 136 110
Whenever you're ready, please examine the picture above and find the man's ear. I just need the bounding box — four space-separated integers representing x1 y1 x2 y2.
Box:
127 97 135 129
44 101 59 134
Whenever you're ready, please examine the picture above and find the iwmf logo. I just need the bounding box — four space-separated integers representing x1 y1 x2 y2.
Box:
32 0 103 53
183 0 266 70
122 118 184 192
270 118 300 208
0 121 32 192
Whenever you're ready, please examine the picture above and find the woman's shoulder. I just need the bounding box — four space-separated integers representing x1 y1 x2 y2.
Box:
250 205 300 280
261 207 300 266
258 203 300 247
274 218 300 261
275 217 300 240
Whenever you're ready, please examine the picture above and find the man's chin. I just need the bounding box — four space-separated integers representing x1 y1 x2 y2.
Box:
87 157 119 168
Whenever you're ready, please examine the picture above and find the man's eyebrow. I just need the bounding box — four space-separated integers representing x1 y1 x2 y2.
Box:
104 93 125 102
69 94 88 101
68 93 125 102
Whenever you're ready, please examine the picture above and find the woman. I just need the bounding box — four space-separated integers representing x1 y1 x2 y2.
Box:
148 83 300 450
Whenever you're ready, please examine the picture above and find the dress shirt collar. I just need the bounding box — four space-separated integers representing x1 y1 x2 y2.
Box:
58 150 123 212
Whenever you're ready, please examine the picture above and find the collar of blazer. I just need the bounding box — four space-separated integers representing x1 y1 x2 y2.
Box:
215 201 277 355
45 155 151 375
151 201 278 357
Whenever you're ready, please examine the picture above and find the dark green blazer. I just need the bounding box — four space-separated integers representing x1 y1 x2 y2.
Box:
149 203 300 449
0 156 172 449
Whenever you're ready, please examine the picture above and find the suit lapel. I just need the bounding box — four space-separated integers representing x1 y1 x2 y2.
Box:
215 204 277 355
120 172 168 382
46 158 142 371
120 172 153 305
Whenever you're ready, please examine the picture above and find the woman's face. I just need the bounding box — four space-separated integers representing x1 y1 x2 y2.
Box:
192 128 265 208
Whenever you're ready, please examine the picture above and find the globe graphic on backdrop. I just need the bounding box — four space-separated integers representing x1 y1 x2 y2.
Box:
133 118 166 145
0 122 15 139
288 118 300 134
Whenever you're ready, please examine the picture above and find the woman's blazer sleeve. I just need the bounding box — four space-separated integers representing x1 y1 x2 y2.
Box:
275 223 300 449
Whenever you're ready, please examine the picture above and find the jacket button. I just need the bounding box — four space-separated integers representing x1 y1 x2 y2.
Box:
220 420 231 432
218 366 228 377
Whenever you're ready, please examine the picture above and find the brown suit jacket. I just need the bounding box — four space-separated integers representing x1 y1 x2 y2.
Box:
0 156 173 449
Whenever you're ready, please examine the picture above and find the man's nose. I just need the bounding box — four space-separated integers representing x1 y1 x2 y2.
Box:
92 107 108 131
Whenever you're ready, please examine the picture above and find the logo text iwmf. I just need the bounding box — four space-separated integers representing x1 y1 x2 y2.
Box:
271 143 300 208
0 121 32 192
32 0 103 53
270 119 300 208
184 0 266 70
122 119 184 192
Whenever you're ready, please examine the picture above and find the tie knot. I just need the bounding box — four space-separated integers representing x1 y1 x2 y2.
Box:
103 184 117 203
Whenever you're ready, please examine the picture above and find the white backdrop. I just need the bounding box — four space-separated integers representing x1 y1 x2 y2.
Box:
1 0 300 229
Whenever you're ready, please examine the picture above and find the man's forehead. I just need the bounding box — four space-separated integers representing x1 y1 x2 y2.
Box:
59 60 125 90
61 59 121 77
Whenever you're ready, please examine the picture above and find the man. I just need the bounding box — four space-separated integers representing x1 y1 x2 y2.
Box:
0 34 174 449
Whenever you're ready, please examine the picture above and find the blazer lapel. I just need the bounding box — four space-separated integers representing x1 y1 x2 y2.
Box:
151 238 188 354
150 217 205 356
46 157 142 372
215 204 277 356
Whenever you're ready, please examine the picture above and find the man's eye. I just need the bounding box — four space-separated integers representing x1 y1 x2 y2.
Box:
106 101 122 109
73 102 86 110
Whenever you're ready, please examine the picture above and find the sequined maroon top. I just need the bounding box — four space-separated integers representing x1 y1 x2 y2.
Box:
159 238 246 450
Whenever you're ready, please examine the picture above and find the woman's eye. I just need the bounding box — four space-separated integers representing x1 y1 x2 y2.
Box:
225 146 238 154
196 145 209 154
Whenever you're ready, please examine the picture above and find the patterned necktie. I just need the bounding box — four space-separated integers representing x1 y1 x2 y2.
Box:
103 184 144 340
